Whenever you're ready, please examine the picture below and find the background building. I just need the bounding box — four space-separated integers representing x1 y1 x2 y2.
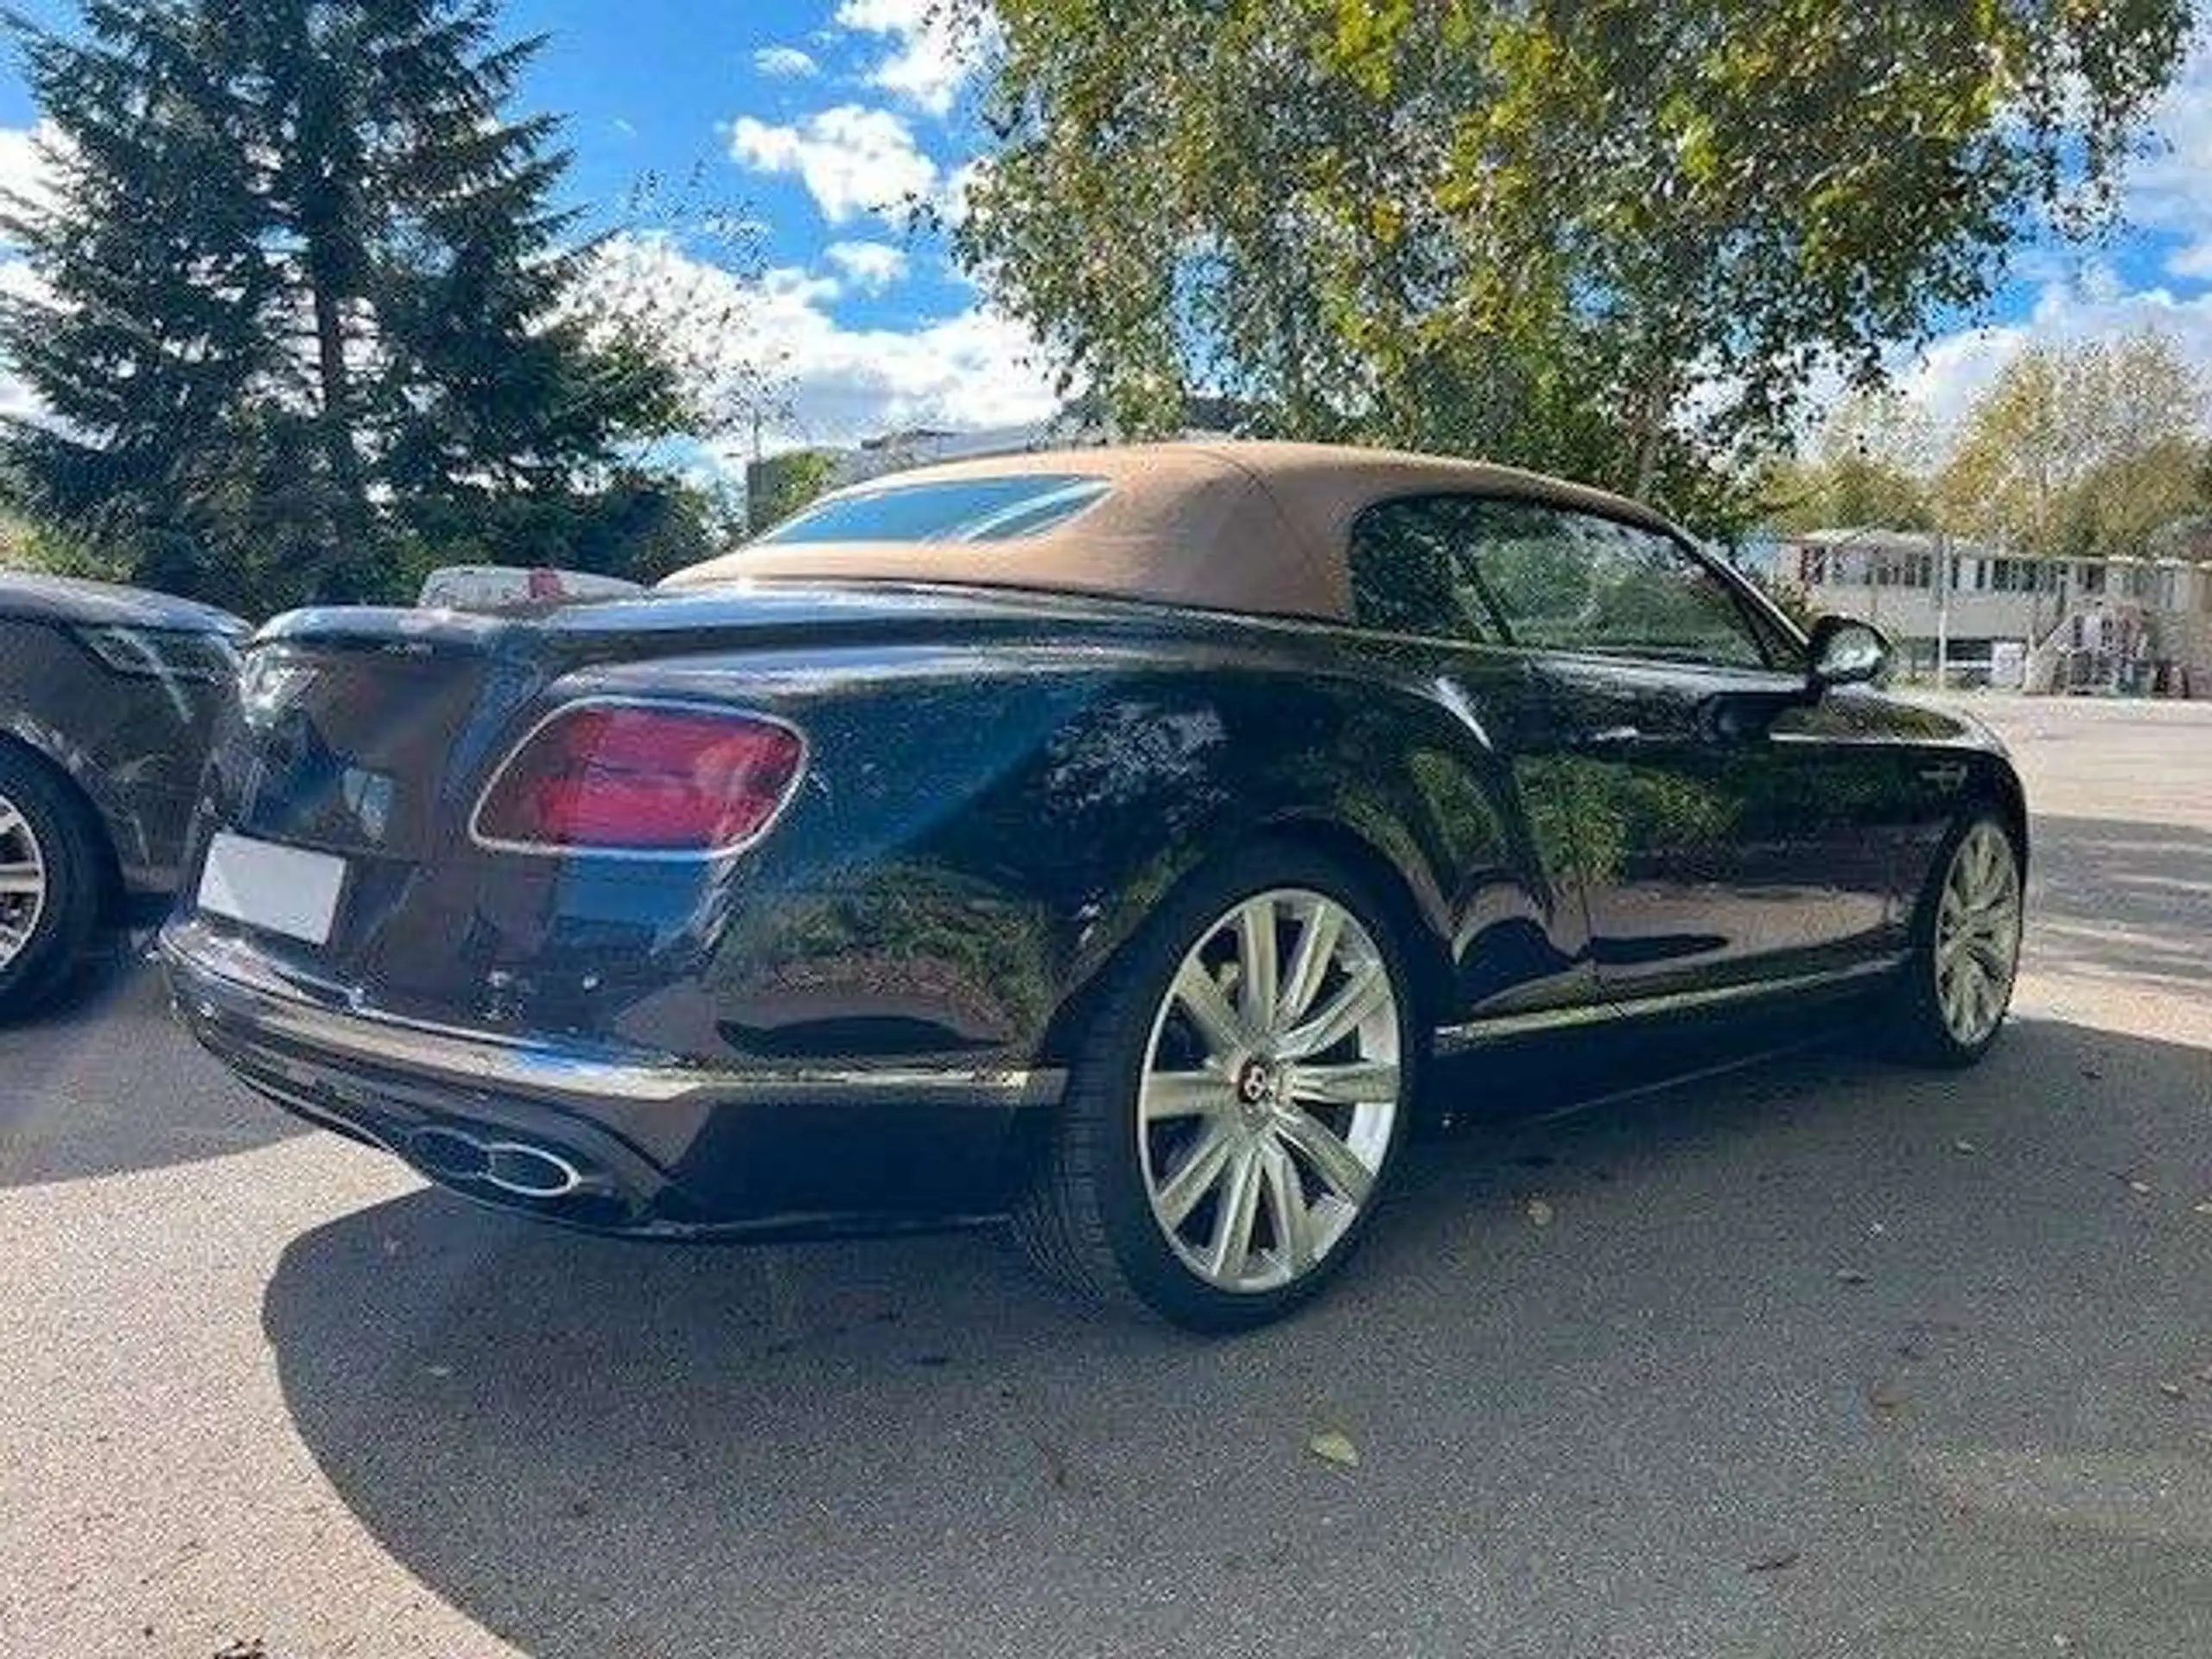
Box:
1768 529 2212 695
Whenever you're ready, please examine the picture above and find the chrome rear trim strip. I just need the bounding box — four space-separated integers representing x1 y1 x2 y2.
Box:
162 922 1064 1110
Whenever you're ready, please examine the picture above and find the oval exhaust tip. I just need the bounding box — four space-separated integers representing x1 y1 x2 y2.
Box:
482 1141 586 1200
412 1126 492 1181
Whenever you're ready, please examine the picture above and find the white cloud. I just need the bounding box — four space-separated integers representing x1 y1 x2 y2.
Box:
0 125 61 426
823 239 909 293
583 232 1061 461
937 156 988 228
728 105 938 226
0 121 62 223
2122 33 2212 281
752 45 819 79
831 0 988 118
1883 33 2212 454
1884 279 2212 463
0 265 42 423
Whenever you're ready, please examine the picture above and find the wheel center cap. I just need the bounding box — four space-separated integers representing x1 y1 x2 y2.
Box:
1235 1057 1283 1122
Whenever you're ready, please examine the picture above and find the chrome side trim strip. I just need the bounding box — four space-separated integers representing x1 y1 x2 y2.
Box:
1437 957 1901 1052
162 925 1065 1110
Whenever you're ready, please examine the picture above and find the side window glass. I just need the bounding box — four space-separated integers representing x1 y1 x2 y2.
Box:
1470 508 1770 670
1738 580 1807 671
1347 499 1502 645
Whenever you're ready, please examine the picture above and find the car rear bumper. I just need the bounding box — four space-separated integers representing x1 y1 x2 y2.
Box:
160 918 1063 1238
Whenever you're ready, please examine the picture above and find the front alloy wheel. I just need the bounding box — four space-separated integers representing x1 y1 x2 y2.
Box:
1885 812 2023 1066
1014 846 1418 1332
1933 820 2023 1050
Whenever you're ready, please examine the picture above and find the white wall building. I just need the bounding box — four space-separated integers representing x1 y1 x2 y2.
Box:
1770 529 2212 695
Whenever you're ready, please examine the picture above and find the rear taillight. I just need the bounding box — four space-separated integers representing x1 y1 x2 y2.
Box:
473 702 805 855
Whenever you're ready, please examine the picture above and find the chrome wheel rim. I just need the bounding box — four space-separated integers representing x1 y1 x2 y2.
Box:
1137 887 1402 1294
0 791 48 974
1935 822 2021 1048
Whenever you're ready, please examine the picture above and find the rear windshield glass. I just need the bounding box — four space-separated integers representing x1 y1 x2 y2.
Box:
755 474 1109 544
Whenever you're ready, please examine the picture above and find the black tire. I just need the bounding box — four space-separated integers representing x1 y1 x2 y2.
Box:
0 747 106 1019
1012 842 1423 1332
1879 810 2023 1069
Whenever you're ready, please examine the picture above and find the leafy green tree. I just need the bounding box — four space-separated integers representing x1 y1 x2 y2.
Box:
1936 330 2209 559
747 448 840 534
957 0 2191 533
0 0 688 614
1762 391 1937 533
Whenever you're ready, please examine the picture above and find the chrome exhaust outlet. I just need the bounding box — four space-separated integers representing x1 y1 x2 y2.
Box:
411 1126 492 1181
481 1141 585 1200
409 1128 585 1199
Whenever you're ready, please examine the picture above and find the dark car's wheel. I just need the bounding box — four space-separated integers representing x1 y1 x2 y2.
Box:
1014 844 1421 1332
1882 812 2024 1068
0 749 105 1018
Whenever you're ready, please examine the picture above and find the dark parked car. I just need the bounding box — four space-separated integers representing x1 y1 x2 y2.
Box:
161 443 2026 1329
1 569 245 1013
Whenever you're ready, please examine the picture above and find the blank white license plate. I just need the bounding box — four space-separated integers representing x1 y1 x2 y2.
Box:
196 830 349 947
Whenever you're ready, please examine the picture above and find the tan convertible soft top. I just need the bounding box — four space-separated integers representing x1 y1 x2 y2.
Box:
664 441 1675 623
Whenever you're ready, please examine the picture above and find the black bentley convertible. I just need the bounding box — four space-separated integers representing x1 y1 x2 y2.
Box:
162 442 2026 1330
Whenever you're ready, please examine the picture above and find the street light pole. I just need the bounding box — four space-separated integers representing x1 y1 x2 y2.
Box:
1935 532 1951 691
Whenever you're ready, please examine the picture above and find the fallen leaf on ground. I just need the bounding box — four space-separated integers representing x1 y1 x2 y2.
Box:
1836 1268 1871 1286
1036 1438 1071 1491
1525 1197 1554 1228
1746 1548 1800 1573
1308 1430 1360 1468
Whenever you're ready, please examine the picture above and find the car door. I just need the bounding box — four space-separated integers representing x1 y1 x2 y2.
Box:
1343 496 1604 1022
1444 500 1898 1002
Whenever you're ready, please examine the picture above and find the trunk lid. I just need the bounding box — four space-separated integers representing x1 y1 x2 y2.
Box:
219 582 1107 859
188 581 1140 1029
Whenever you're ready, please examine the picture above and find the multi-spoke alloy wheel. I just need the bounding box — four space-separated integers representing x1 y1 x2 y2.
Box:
0 747 104 1018
0 789 48 976
1138 889 1398 1294
1012 846 1418 1331
1934 820 2021 1049
1883 811 2022 1067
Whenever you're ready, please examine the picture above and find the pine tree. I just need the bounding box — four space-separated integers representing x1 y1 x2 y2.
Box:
0 0 688 613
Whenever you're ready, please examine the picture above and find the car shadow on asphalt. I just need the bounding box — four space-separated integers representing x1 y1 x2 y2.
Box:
0 945 308 1187
258 1014 2212 1658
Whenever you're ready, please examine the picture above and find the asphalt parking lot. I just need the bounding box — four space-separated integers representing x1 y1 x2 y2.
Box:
3 694 2209 1659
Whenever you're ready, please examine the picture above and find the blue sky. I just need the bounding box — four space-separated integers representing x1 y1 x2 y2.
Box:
3 1 2212 468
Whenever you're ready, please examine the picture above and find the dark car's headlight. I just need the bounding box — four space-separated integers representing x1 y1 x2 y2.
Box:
70 625 242 683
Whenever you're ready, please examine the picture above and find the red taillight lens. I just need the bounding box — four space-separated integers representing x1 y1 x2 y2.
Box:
474 704 805 853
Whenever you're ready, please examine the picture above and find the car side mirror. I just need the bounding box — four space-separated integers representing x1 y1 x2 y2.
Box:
1806 615 1891 693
